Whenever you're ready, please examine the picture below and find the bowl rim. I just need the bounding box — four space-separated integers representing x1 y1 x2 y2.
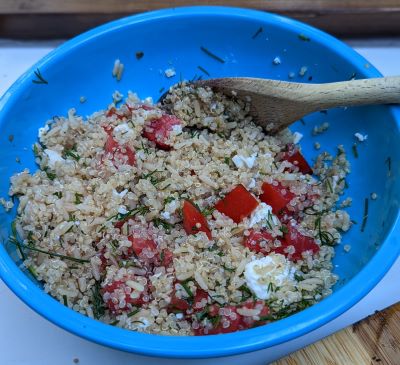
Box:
0 5 400 359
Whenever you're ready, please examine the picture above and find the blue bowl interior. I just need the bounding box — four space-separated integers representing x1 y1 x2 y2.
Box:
0 6 399 358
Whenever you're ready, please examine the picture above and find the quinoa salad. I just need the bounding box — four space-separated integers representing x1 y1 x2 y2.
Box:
6 83 352 335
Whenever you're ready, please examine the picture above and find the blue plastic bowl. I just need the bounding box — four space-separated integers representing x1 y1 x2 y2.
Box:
0 6 399 359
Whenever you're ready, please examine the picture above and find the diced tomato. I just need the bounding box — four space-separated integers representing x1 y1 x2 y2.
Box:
169 294 190 312
143 114 182 150
114 218 127 230
194 305 242 335
127 235 158 262
104 134 136 166
273 224 320 261
193 288 209 312
98 248 108 272
102 277 148 314
214 184 259 224
182 200 212 240
160 249 174 267
282 144 312 175
243 229 274 254
259 182 295 216
106 107 125 119
239 300 270 328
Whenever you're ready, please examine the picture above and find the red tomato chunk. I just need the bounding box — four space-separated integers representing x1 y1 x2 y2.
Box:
259 182 295 216
127 235 158 263
243 229 274 255
182 200 212 239
104 133 136 166
143 114 182 150
274 224 320 261
215 184 259 223
102 277 149 314
282 145 312 175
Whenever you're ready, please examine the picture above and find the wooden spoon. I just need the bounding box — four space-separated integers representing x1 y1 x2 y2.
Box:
193 77 400 134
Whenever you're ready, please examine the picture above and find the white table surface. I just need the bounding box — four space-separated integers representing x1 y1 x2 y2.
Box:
0 39 399 365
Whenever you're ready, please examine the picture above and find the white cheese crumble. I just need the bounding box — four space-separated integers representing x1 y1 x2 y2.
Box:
44 149 64 168
272 56 281 65
160 211 171 220
165 199 179 214
354 132 368 142
164 68 176 78
247 202 278 228
38 125 49 139
247 178 256 189
113 123 135 144
171 124 182 134
232 153 257 169
112 189 128 199
118 206 128 215
293 131 303 144
299 66 308 76
244 254 296 300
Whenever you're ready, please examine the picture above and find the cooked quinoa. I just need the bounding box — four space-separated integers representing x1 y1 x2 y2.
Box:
7 83 351 335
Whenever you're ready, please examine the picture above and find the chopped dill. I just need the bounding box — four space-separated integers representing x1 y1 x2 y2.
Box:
385 156 391 176
53 191 62 199
361 198 369 232
152 218 173 233
298 34 311 42
135 51 144 60
325 178 333 193
141 141 150 155
197 65 210 76
200 46 225 63
181 280 194 298
63 148 80 161
142 170 164 187
159 87 165 93
239 284 254 301
63 295 68 306
189 129 201 139
110 308 140 326
252 26 263 39
8 237 89 263
201 207 215 216
164 196 175 205
11 220 25 260
43 167 56 181
92 281 105 319
222 264 235 273
299 119 306 126
74 193 83 204
32 68 48 84
109 205 150 222
352 143 359 158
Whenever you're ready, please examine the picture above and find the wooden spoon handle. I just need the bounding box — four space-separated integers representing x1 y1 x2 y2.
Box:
304 76 400 110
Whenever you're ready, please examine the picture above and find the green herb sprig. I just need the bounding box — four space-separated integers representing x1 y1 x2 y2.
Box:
8 237 89 264
32 68 48 84
252 26 263 39
361 198 369 232
152 218 173 233
200 46 225 64
92 281 105 319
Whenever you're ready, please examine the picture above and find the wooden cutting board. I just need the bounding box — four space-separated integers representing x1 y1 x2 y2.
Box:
273 303 400 365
